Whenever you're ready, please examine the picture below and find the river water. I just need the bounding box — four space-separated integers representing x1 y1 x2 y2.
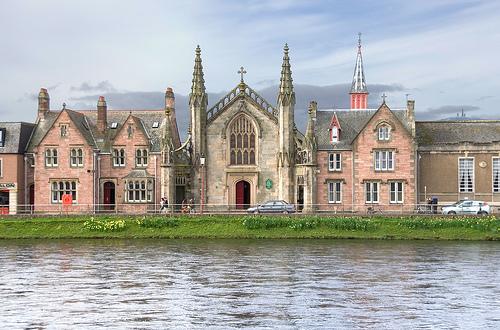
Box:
0 239 499 329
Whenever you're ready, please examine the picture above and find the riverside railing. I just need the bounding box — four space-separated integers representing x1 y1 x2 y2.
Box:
4 202 496 216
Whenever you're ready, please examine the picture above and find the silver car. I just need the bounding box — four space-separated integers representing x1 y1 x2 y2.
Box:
247 200 296 214
441 200 490 215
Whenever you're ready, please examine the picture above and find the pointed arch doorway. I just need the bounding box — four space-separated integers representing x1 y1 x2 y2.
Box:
235 180 251 209
103 182 116 210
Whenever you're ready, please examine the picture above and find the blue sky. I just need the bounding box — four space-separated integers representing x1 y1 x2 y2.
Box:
1 0 500 123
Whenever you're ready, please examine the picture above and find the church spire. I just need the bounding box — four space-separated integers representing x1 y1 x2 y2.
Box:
189 45 207 107
350 33 369 109
278 43 295 106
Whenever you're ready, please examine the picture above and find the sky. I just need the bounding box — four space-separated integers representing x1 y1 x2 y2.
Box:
1 0 500 130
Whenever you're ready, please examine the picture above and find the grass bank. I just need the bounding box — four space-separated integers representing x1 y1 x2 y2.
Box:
1 214 500 240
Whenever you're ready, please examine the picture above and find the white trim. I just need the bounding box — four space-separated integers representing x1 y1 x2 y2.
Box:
0 158 3 178
458 157 474 193
374 150 394 171
327 181 342 204
365 181 379 204
328 153 342 171
70 148 84 168
389 181 404 204
492 157 500 193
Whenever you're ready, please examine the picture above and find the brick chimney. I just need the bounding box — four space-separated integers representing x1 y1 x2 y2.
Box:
38 88 50 121
97 96 107 132
407 99 415 137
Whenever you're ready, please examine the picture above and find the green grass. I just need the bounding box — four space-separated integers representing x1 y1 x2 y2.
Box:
0 214 499 240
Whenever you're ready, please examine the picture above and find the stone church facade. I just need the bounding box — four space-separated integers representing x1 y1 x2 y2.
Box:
183 45 316 211
1 36 498 214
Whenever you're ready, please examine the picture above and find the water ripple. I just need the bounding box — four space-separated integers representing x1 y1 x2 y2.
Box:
0 239 499 329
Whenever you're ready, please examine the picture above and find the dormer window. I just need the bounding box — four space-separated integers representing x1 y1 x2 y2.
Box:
378 125 390 140
329 113 341 144
110 122 118 129
331 126 339 143
152 121 159 128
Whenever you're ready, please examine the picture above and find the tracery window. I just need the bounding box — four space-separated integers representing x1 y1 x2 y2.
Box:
229 115 256 165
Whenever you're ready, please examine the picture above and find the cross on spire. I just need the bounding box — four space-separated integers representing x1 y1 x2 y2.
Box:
381 93 387 103
238 66 247 83
358 32 362 49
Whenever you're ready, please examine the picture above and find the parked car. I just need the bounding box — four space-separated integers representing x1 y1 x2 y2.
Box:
441 200 490 215
247 200 296 214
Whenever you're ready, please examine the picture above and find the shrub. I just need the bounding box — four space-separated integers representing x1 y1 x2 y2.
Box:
83 216 126 232
136 216 180 228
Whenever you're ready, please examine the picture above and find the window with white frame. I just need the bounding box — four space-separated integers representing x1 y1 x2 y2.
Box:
365 182 379 203
390 181 404 203
70 148 84 167
125 179 153 203
51 180 77 203
328 181 342 203
331 126 339 143
112 148 125 167
459 157 474 192
45 148 58 167
328 153 341 171
374 150 394 171
493 158 500 193
378 125 390 140
135 149 148 167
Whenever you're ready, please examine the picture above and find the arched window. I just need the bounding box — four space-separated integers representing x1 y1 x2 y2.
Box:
229 115 256 165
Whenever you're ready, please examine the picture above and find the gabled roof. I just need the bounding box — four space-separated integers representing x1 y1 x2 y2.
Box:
0 122 36 154
79 110 166 152
416 120 500 146
315 107 411 150
27 109 168 153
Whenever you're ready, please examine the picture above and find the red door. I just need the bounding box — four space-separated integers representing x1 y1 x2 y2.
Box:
103 182 116 210
235 181 250 209
29 184 35 205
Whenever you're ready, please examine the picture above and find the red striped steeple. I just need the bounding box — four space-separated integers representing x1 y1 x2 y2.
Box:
350 33 368 109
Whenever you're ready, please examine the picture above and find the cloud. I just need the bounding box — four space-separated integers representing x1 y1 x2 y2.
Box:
475 95 494 102
417 105 481 120
70 80 116 93
70 83 407 138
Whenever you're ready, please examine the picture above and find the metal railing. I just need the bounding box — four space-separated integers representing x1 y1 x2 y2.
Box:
2 202 496 216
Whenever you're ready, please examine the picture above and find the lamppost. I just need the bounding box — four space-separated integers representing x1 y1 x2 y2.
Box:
200 155 205 214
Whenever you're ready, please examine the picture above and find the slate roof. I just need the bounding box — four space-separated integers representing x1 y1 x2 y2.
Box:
416 121 500 146
315 108 411 150
0 122 36 154
27 109 169 153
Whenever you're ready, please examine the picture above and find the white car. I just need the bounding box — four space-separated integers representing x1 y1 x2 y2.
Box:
441 200 490 215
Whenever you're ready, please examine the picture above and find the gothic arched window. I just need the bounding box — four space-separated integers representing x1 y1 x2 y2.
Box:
229 115 256 165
